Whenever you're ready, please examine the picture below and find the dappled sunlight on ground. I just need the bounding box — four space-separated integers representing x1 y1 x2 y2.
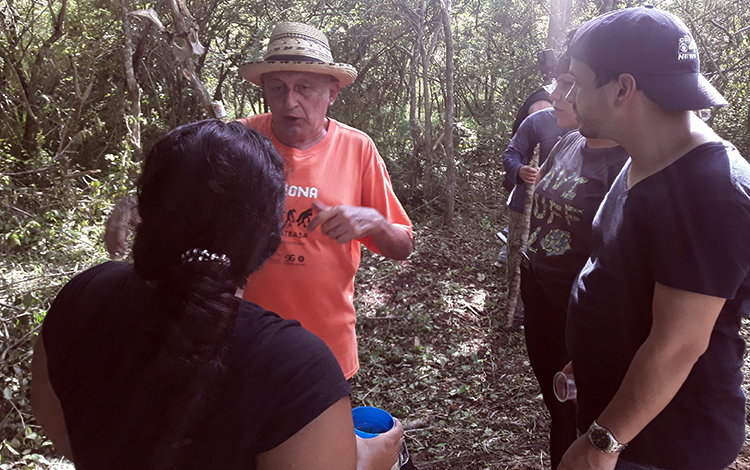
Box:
3 213 750 469
352 216 750 470
351 217 551 469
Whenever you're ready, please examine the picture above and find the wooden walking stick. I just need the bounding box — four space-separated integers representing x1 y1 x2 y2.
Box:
504 143 539 328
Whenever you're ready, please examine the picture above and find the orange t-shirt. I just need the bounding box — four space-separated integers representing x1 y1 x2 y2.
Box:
237 114 412 378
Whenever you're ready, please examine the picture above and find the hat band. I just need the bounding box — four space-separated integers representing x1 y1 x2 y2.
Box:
264 55 324 63
272 32 329 50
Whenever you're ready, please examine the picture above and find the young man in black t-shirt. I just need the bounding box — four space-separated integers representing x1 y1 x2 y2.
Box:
560 6 750 470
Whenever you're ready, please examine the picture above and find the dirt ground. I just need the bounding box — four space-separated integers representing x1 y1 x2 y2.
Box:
350 216 750 470
2 213 750 469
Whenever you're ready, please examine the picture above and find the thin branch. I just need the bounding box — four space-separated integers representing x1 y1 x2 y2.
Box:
0 302 24 312
0 323 41 364
410 196 441 213
61 169 101 179
1 165 56 177
7 205 34 218
708 19 731 39
0 44 37 122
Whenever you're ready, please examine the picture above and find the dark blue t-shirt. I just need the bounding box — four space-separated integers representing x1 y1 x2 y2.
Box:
567 141 750 469
42 261 350 470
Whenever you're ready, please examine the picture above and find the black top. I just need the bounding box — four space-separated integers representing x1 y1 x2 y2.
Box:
42 261 350 470
568 142 750 469
527 131 628 313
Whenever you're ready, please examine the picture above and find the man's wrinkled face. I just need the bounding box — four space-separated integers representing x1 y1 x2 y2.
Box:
262 71 340 149
549 73 578 130
567 58 613 139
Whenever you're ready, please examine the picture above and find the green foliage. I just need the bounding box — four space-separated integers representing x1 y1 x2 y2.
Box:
1 0 749 467
3 0 747 218
634 0 750 153
0 147 123 466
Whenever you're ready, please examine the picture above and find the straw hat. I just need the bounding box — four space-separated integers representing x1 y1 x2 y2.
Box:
239 22 358 87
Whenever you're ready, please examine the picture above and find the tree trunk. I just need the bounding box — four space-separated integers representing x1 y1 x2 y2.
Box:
121 0 143 161
441 0 456 226
165 0 218 118
400 0 441 199
505 143 539 328
14 0 68 159
547 0 572 51
420 2 434 188
408 46 424 186
57 57 93 191
600 0 615 14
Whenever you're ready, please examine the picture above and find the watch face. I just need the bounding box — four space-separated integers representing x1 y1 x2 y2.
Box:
590 427 614 452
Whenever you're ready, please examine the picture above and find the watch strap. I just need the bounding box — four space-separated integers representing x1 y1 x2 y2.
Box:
587 420 627 454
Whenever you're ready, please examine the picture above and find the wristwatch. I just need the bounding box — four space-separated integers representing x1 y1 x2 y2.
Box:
587 420 627 454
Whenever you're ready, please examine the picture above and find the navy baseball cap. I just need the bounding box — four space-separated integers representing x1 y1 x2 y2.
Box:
568 6 727 110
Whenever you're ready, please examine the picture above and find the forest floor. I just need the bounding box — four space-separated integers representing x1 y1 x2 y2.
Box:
2 212 750 469
349 214 750 470
350 214 551 469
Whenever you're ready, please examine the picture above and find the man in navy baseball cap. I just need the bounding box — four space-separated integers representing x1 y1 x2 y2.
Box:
559 6 750 470
568 5 726 111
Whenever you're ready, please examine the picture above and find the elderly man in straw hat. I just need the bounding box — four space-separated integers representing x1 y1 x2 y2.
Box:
105 22 413 382
236 22 413 381
557 6 750 470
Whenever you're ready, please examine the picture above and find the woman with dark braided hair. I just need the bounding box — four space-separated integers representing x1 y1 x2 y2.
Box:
31 120 403 470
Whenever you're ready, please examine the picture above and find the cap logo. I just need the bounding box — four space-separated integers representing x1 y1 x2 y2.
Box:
677 35 697 61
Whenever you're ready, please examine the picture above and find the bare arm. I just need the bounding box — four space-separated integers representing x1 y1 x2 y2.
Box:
31 332 73 460
559 282 726 470
307 201 413 260
256 397 403 470
256 397 356 470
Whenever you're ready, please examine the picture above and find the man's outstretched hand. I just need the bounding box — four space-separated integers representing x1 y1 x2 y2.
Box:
307 201 385 244
307 201 413 260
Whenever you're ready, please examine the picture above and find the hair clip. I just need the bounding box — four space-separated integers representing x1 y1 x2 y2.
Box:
180 248 231 268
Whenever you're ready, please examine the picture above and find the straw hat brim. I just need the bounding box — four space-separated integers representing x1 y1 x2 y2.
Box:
239 61 358 87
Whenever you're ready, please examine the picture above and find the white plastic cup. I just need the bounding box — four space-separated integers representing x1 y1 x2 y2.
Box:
553 371 577 402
